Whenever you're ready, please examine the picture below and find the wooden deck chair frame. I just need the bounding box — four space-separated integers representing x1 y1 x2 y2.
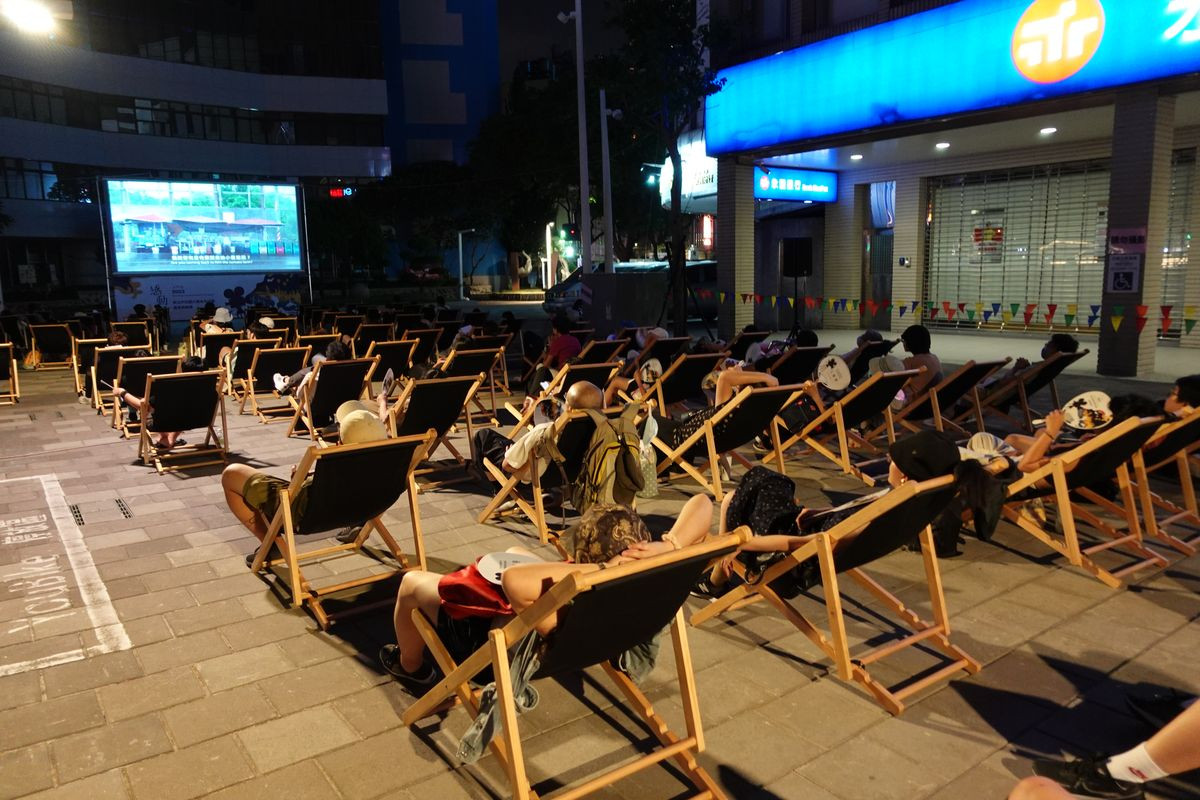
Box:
864 358 1010 441
575 337 629 365
110 320 154 352
620 352 727 412
286 357 379 443
959 349 1088 433
761 370 919 486
137 370 228 474
298 333 337 356
623 336 691 379
333 314 365 337
249 430 436 629
111 355 183 436
0 342 19 404
270 316 299 345
91 346 147 414
387 374 485 489
199 331 239 370
1124 410 1200 556
765 345 834 385
1001 416 1170 588
240 346 311 422
726 329 771 361
653 384 807 501
504 361 620 439
72 337 106 397
352 322 396 358
438 347 504 426
468 333 514 392
691 476 981 715
401 328 441 367
846 339 900 386
364 339 418 395
225 338 281 399
403 532 748 800
30 324 73 370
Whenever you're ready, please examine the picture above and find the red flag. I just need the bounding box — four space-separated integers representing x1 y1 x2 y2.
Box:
956 302 966 314
1161 305 1173 319
1025 303 1038 313
1136 305 1149 317
1136 317 1148 333
866 300 879 315
1023 311 1035 325
1046 303 1058 317
929 308 939 320
754 294 763 305
1043 312 1054 325
805 297 816 309
1161 316 1172 334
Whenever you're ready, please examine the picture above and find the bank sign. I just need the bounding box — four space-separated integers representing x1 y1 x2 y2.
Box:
706 0 1200 155
753 166 838 202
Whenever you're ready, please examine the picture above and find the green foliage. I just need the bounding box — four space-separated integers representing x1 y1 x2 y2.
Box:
305 196 389 279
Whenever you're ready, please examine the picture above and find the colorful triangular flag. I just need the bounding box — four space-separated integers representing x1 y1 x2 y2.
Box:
1161 315 1172 334
1136 305 1149 317
899 305 908 318
1023 310 1034 325
1112 315 1124 332
1010 303 1021 317
718 292 726 304
1087 315 1099 327
911 301 920 313
1186 319 1197 335
1064 314 1075 326
1136 317 1148 333
983 310 993 322
967 309 976 321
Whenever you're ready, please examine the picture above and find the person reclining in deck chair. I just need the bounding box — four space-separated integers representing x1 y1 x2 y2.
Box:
378 495 714 692
115 356 204 449
698 431 1001 596
898 324 942 402
474 381 604 485
954 332 1080 418
221 405 388 566
839 329 884 373
521 315 582 414
273 339 350 397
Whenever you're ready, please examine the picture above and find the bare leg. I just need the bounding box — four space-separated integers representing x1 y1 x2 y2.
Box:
392 571 444 672
1008 777 1072 800
604 376 632 406
1144 697 1200 775
667 494 713 547
718 491 734 535
222 464 269 540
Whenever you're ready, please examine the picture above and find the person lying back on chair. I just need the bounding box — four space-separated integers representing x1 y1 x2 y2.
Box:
274 339 350 396
378 496 714 692
116 356 204 449
474 381 604 483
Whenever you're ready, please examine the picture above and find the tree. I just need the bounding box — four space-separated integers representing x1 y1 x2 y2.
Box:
304 196 388 293
608 0 724 334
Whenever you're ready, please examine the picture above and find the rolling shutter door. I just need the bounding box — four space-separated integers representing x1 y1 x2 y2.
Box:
1160 150 1195 340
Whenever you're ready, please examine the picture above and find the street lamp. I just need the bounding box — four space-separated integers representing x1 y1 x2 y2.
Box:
599 89 621 273
1 0 56 33
559 1 590 273
456 228 475 302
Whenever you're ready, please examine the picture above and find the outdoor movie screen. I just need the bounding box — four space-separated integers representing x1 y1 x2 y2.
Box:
105 180 303 273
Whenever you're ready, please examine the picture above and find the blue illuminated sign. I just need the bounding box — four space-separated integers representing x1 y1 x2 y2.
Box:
753 166 837 202
707 0 1200 155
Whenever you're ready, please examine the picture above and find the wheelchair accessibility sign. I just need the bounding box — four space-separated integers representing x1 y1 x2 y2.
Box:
1107 253 1142 294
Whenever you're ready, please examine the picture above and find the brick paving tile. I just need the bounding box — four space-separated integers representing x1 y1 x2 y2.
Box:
204 760 341 800
96 665 206 721
124 737 254 800
0 743 54 800
0 692 105 751
315 727 454 799
236 706 358 773
22 769 130 800
194 642 295 692
134 629 231 674
50 714 174 783
161 685 277 749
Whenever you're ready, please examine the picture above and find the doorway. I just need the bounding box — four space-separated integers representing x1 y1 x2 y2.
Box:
862 228 892 331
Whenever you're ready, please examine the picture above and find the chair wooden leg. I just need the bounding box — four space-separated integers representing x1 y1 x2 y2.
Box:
489 629 533 800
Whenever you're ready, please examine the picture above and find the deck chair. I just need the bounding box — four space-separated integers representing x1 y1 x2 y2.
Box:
469 333 514 391
112 356 182 436
199 331 238 369
1123 410 1200 556
691 475 981 715
226 339 280 398
504 361 620 439
436 308 461 322
727 329 771 361
762 369 920 485
91 346 147 414
575 337 629 365
286 357 378 442
248 430 436 629
635 352 727 411
0 343 19 404
364 340 418 391
352 322 395 357
137 371 228 474
464 309 489 327
437 348 504 424
865 359 1010 441
270 316 298 344
961 350 1089 433
111 320 152 351
1002 417 1169 588
63 319 85 340
333 314 364 337
403 533 747 800
240 346 311 422
318 310 340 332
654 384 808 501
437 319 467 350
29 324 73 369
766 345 835 385
389 374 485 483
847 339 899 386
72 337 106 397
401 328 441 367
298 333 336 357
624 336 690 378
392 312 423 333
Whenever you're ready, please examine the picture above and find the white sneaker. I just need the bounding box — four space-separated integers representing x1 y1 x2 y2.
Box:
273 373 287 392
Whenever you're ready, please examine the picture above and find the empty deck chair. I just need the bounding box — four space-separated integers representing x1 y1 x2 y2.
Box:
392 312 422 333
112 355 182 436
91 346 148 414
847 338 899 386
961 349 1089 433
388 374 485 482
766 345 834 385
270 316 299 344
137 370 228 474
240 346 311 422
226 339 280 398
865 358 1010 441
762 369 919 485
504 361 620 438
403 533 746 800
1122 410 1200 556
400 328 441 368
691 475 981 715
636 352 727 411
298 333 337 356
248 430 436 629
111 320 153 351
364 340 418 392
72 337 106 398
29 324 73 369
0 342 19 404
286 357 378 442
469 332 514 391
654 384 807 500
437 347 504 425
575 337 629 365
352 322 395 357
199 331 238 370
333 314 364 337
1002 416 1169 588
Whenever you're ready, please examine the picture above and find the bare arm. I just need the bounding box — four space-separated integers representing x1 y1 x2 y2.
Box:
502 561 605 635
715 365 778 406
1017 410 1064 472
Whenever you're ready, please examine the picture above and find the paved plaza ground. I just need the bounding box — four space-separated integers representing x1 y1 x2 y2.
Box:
1 347 1198 799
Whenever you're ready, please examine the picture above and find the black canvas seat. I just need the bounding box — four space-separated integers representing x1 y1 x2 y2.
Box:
287 357 378 443
199 332 238 369
333 314 364 337
636 352 726 411
623 335 690 378
867 358 1010 440
403 533 746 800
270 316 298 344
436 319 465 350
299 333 337 355
468 333 514 390
574 337 629 365
692 475 980 715
241 346 311 421
438 347 504 424
91 346 148 414
401 328 441 367
112 355 183 436
1003 417 1169 587
248 431 436 629
389 374 485 483
504 361 620 438
846 339 899 386
766 344 834 385
138 371 228 474
960 349 1089 432
226 339 280 397
726 329 771 361
364 339 418 388
72 338 106 397
353 323 395 357
1129 410 1200 555
111 320 153 350
0 342 19 404
392 312 422 333
30 324 73 369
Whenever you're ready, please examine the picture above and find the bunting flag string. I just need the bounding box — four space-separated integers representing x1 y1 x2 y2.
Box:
1161 314 1172 334
899 305 908 317
1087 314 1099 327
1135 317 1148 333
991 303 1001 316
1135 305 1149 318
982 310 993 322
718 291 726 304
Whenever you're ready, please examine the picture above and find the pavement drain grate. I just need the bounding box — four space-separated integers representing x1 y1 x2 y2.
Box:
69 504 85 526
115 499 133 519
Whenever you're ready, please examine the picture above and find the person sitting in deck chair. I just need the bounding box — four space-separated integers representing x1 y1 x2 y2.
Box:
899 324 942 401
521 315 582 413
378 495 714 692
955 332 1081 418
115 356 204 449
474 381 604 484
221 405 387 563
654 364 779 470
273 339 350 396
840 329 884 373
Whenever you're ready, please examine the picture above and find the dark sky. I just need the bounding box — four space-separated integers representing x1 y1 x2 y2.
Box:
497 0 625 84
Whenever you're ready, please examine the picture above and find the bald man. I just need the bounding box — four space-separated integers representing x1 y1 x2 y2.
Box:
473 381 603 483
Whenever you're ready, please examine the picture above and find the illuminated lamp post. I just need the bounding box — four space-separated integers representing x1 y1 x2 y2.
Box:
558 1 590 272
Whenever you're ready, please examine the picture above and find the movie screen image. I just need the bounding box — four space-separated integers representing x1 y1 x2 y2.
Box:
105 180 303 273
